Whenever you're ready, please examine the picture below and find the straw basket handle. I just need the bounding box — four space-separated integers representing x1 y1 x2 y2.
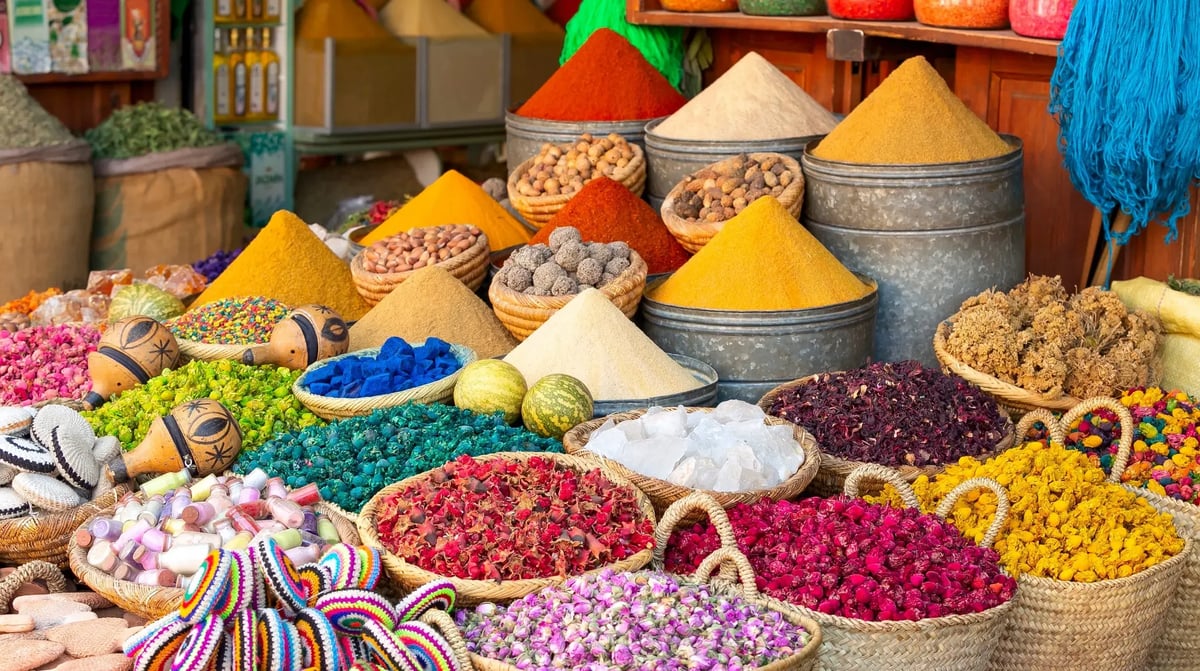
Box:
0 560 68 614
418 608 474 670
934 478 1011 549
1015 409 1066 445
843 464 922 509
652 492 738 568
693 547 760 599
1060 397 1135 484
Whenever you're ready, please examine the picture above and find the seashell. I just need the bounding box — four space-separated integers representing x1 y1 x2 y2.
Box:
0 436 57 474
0 486 30 519
0 407 33 437
11 473 85 512
32 406 99 490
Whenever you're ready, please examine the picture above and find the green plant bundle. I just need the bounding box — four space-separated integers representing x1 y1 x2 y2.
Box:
86 102 222 159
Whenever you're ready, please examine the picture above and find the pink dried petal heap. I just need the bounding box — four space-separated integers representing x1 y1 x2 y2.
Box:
0 325 99 405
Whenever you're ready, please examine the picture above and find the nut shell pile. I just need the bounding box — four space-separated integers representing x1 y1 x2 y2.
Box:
514 133 636 198
675 154 796 222
361 224 482 274
495 228 632 296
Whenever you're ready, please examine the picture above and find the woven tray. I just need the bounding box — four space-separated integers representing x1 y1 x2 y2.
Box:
757 372 1017 497
488 250 647 341
660 153 804 254
563 407 821 519
506 145 646 228
356 451 657 606
350 229 490 307
0 485 129 568
68 497 360 620
292 341 477 420
176 337 261 364
933 321 1083 417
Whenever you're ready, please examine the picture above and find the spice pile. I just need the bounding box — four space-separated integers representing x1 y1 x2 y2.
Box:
192 248 243 282
503 289 699 401
875 442 1185 581
766 360 1008 467
235 403 561 512
674 153 797 223
301 337 461 399
349 266 517 359
943 275 1163 398
83 359 323 451
457 568 813 670
516 28 685 122
1064 387 1200 504
649 197 872 311
360 224 482 274
495 228 634 296
666 497 1016 621
84 102 222 159
166 296 291 345
588 401 805 491
652 51 837 142
0 75 75 148
373 454 653 581
0 325 98 405
530 177 690 274
0 405 110 518
360 170 530 251
0 288 61 317
512 134 637 198
813 56 1013 165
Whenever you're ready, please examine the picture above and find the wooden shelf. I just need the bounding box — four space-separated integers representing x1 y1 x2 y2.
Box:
627 1 1061 58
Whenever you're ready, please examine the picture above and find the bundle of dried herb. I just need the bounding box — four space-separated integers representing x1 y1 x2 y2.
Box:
85 102 222 159
0 75 74 149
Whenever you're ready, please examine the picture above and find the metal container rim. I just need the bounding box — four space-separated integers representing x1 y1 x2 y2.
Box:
643 116 826 152
591 352 719 414
801 134 1024 177
505 109 661 132
641 275 879 323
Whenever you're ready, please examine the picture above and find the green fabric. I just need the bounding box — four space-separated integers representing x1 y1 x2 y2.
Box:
561 0 684 89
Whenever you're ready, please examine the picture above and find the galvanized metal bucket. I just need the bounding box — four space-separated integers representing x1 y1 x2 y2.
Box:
638 280 878 403
505 111 655 175
643 117 819 204
591 353 719 417
801 137 1026 367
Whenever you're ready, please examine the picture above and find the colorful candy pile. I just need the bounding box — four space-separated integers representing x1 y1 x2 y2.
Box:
302 337 462 399
78 469 344 588
235 403 561 512
457 568 812 670
0 404 114 518
125 544 465 671
0 324 99 405
83 359 323 451
166 296 291 345
1065 387 1200 504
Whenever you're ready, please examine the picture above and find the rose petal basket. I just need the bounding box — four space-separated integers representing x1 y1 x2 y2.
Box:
488 250 648 341
68 494 360 620
506 145 646 229
757 372 1017 497
350 229 491 307
291 341 477 421
660 152 804 254
356 451 657 606
655 478 1017 671
562 406 821 519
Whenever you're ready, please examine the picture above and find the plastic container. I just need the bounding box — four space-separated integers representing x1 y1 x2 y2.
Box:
1010 0 1072 38
828 0 914 21
915 0 1009 28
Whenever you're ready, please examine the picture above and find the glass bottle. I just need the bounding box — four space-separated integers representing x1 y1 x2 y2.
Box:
246 29 264 120
214 0 234 23
262 28 280 121
914 0 1009 28
1010 0 1073 39
264 0 280 22
213 29 232 122
230 28 248 120
234 0 248 23
827 0 915 21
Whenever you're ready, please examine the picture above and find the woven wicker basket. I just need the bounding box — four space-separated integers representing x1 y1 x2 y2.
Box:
562 407 821 519
0 560 68 614
757 373 1017 497
68 497 360 620
292 341 477 420
506 145 646 228
350 229 491 307
488 250 648 341
176 338 260 364
933 321 1083 417
660 153 804 254
356 451 657 606
0 485 129 568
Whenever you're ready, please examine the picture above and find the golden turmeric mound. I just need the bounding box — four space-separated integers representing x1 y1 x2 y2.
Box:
944 275 1163 398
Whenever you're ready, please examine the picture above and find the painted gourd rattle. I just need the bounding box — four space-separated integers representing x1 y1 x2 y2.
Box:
106 398 242 483
240 304 349 370
83 316 180 410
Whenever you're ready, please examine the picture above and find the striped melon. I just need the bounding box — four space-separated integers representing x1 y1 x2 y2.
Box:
522 374 593 439
453 359 527 425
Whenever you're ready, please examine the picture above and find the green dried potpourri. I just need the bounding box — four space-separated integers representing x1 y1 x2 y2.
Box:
85 102 223 160
1168 275 1200 297
0 75 74 149
234 402 563 512
83 359 323 452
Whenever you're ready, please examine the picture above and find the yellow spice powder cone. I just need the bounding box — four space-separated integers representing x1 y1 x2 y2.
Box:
648 196 871 311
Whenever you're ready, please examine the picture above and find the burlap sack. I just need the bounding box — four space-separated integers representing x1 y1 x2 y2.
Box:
90 144 247 274
1113 277 1200 397
0 140 94 302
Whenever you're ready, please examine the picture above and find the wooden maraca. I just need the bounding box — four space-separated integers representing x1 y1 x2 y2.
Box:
83 316 180 410
239 304 349 370
106 398 242 483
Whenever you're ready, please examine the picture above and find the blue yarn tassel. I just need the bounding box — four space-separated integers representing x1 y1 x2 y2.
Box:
1049 0 1200 249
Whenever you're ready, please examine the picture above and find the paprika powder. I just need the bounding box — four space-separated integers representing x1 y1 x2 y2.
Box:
529 177 691 274
827 0 914 21
516 28 686 121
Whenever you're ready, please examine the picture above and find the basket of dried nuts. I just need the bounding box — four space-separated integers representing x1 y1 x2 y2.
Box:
661 152 804 253
507 133 646 228
351 224 490 306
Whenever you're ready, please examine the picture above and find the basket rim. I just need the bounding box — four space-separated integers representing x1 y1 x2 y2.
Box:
0 484 129 562
487 249 648 310
176 337 265 357
506 144 646 208
661 152 805 223
562 406 822 506
291 341 477 412
1013 535 1193 591
355 451 658 597
350 228 490 285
